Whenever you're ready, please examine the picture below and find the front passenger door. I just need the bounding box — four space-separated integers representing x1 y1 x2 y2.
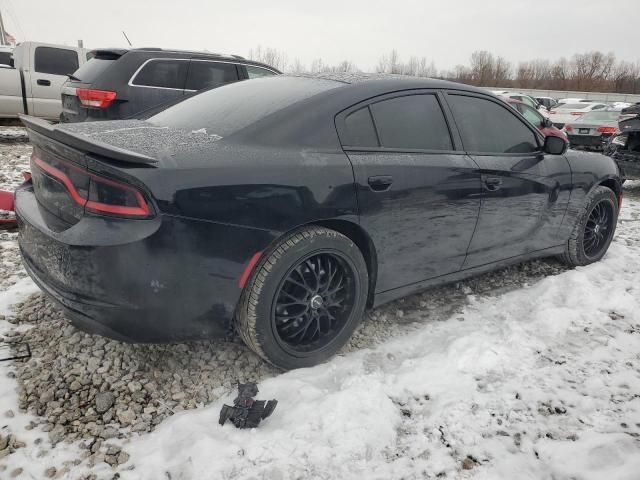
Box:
446 93 572 268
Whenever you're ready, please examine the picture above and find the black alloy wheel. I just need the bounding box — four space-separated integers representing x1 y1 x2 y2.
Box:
236 226 368 370
583 200 614 259
272 252 356 354
559 185 618 267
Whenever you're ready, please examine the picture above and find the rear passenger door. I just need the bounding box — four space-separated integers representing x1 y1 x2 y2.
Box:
445 92 571 268
337 91 482 293
185 60 239 92
128 58 188 114
30 46 81 119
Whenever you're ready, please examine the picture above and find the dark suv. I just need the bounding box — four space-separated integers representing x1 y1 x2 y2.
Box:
60 48 280 122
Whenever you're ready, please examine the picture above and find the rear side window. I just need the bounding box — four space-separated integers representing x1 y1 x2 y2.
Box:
132 59 187 89
342 107 378 147
370 94 453 150
34 47 79 75
448 94 538 154
72 58 114 82
186 61 238 91
246 65 277 79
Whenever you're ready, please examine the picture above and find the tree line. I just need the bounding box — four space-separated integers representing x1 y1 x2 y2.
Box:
248 46 640 94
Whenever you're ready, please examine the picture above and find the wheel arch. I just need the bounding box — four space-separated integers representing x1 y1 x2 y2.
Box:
306 219 378 308
597 177 622 199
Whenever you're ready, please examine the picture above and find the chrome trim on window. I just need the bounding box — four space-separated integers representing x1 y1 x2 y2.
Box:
128 58 278 91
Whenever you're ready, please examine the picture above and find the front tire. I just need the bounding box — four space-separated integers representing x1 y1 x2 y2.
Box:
236 226 368 370
560 186 618 267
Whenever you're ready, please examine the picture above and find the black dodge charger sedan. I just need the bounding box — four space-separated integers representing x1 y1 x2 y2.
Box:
16 74 622 370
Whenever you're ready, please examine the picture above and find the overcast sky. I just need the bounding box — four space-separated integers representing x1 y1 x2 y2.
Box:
3 0 639 71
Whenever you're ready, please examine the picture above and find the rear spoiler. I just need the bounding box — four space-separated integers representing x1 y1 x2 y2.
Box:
18 114 158 165
89 48 128 60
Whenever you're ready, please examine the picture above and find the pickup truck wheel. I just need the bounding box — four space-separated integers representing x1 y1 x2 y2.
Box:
236 226 368 370
559 186 618 266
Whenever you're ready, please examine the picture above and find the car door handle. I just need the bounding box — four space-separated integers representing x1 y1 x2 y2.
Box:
37 79 51 86
368 175 393 192
484 177 503 192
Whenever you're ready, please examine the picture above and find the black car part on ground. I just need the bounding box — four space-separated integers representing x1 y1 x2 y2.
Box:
604 103 640 179
16 74 622 369
60 48 281 123
219 382 277 429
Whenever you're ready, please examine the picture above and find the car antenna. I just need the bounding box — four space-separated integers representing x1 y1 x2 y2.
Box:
122 31 132 47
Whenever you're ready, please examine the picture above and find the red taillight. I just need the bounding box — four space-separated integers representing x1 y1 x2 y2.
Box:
32 154 150 218
565 125 573 132
570 112 585 116
597 127 617 134
549 110 556 114
76 88 117 109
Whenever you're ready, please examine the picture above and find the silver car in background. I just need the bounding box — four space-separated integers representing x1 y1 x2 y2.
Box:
549 102 609 128
564 110 621 149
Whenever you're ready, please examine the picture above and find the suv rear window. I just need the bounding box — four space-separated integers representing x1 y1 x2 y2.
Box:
186 61 238 91
246 65 276 79
148 76 341 137
132 59 188 89
71 58 114 83
34 47 79 75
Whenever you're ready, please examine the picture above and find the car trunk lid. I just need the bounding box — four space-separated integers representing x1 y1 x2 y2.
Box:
21 115 159 229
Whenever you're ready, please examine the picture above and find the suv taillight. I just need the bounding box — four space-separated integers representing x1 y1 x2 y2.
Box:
31 154 151 218
76 88 117 109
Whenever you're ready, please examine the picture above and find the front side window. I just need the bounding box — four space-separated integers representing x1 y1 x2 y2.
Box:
369 94 453 150
246 65 277 79
519 104 544 128
448 94 539 154
186 61 238 91
34 47 79 75
132 59 187 89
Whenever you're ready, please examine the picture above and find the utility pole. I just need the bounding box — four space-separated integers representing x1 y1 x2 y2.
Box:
78 40 83 48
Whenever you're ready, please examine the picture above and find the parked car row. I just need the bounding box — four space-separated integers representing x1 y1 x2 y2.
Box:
0 42 281 121
61 48 280 122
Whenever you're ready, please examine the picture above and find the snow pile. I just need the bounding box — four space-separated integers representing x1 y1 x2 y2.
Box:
119 200 640 480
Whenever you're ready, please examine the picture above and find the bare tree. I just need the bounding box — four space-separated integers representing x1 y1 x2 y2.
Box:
248 45 288 71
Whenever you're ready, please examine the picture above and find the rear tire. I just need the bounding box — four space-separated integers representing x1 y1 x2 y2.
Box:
559 186 618 267
236 226 368 370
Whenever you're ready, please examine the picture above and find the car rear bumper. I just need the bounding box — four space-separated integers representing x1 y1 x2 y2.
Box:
15 184 274 342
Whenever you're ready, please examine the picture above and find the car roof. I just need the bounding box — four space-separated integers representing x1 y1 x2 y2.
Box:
290 72 491 94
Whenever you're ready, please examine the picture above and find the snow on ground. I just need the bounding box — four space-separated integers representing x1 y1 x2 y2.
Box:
0 139 639 479
119 191 640 480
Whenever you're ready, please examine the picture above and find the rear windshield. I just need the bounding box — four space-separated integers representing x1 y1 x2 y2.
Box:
579 111 620 122
71 58 115 83
148 76 341 137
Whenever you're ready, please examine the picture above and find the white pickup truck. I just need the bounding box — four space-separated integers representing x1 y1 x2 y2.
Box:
0 41 89 120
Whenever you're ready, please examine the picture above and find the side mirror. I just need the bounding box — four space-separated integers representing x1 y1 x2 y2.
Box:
544 135 568 155
543 118 553 128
